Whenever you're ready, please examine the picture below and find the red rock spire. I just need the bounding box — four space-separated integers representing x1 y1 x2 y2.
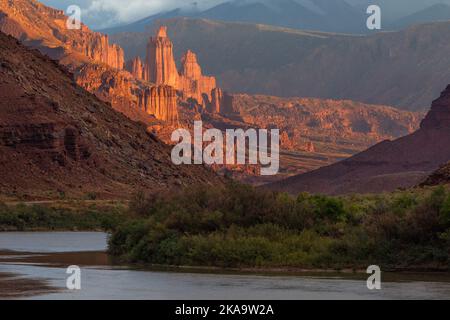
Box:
145 26 179 87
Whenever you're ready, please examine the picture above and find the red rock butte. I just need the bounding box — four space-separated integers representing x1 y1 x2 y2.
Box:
127 26 230 116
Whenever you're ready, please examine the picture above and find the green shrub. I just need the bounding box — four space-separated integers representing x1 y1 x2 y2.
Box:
108 184 450 270
0 203 127 231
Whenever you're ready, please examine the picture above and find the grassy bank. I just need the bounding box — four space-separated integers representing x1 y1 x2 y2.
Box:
109 183 450 271
0 201 128 231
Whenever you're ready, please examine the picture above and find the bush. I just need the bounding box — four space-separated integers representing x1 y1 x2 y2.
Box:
108 184 450 270
0 203 127 231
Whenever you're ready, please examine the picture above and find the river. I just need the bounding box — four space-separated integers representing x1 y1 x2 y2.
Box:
0 232 449 300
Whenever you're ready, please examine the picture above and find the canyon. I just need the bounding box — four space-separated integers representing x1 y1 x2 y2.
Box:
0 0 426 188
0 1 230 124
0 31 221 200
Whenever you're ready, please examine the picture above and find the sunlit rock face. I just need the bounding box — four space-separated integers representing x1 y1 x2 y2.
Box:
138 26 227 113
127 56 144 80
145 86 179 124
179 50 217 105
145 26 180 88
267 85 450 195
71 33 125 70
0 0 125 70
0 0 180 123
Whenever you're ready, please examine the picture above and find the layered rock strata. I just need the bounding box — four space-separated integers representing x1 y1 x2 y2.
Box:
0 0 179 123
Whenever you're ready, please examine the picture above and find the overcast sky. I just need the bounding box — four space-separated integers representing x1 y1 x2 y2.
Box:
40 0 224 29
40 0 450 29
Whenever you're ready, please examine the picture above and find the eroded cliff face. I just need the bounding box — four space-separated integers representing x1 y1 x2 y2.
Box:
0 0 179 124
0 0 125 69
145 26 180 87
69 31 125 70
145 86 179 123
232 94 422 155
179 50 217 104
209 88 223 114
0 31 221 200
127 26 229 114
126 56 144 80
76 64 178 123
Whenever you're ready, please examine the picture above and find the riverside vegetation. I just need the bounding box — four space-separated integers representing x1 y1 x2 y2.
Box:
0 201 127 231
109 183 450 271
1 183 449 271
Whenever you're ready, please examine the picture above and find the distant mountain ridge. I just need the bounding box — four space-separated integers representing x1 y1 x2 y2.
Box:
101 0 368 35
389 3 450 30
100 0 450 35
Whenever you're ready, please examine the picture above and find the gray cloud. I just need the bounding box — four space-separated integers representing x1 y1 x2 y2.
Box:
40 0 450 29
40 0 225 29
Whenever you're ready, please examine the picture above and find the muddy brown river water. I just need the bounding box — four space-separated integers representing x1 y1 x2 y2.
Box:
0 232 449 300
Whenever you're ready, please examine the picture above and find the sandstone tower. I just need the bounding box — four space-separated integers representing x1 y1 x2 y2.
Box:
145 26 180 87
126 25 233 120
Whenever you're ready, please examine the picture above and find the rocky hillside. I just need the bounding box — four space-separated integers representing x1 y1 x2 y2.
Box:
0 32 221 200
233 94 421 154
220 94 421 183
267 85 450 195
420 162 450 187
112 18 450 111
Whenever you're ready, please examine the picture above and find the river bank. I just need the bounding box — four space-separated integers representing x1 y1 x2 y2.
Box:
2 184 450 273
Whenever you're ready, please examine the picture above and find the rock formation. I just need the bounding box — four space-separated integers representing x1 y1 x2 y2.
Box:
209 88 223 114
420 161 450 187
110 17 450 111
178 50 217 104
304 141 315 153
76 64 179 124
144 86 179 123
126 56 145 80
0 0 125 70
145 26 180 87
139 26 228 113
0 0 179 124
280 132 295 150
0 31 221 200
69 32 125 70
420 85 450 130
